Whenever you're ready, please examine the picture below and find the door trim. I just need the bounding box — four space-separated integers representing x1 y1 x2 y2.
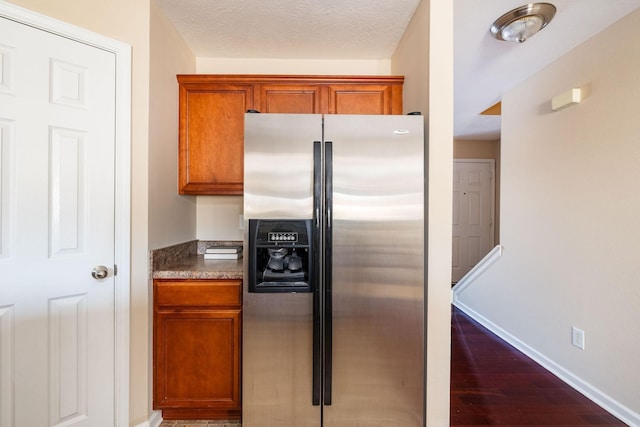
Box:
0 3 132 425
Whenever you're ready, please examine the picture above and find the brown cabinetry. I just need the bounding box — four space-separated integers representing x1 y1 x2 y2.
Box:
327 83 401 114
153 279 242 420
258 83 323 113
177 74 404 195
178 83 253 195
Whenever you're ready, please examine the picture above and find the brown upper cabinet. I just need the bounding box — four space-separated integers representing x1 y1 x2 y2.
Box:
177 74 404 195
258 83 324 113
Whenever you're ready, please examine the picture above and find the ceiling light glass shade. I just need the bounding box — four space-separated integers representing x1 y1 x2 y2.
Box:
490 3 556 43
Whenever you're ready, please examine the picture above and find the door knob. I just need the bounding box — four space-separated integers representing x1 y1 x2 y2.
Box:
91 265 109 279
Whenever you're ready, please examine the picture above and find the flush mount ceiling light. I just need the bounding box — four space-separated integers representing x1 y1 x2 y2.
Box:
490 3 556 43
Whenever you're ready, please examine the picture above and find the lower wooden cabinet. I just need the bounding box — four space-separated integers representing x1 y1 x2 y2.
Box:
153 279 242 420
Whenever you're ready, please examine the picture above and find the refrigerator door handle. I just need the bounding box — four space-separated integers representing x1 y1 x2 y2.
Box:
324 141 333 405
312 141 322 406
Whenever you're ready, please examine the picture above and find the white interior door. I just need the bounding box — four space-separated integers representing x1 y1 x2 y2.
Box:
0 16 116 427
452 159 495 283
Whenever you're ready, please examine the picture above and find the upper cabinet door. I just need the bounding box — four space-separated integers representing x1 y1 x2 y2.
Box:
327 83 403 115
176 75 404 195
178 80 254 195
258 84 325 113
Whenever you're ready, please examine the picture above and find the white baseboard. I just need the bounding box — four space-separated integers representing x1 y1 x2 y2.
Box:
453 301 640 427
134 410 163 427
451 244 503 302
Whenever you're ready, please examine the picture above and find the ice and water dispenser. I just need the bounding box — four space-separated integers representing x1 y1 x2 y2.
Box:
248 219 313 293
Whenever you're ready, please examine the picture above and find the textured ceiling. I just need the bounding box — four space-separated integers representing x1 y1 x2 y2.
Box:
154 0 421 59
155 0 640 139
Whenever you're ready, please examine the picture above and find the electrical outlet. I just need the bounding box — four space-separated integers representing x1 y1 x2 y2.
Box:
239 214 244 230
572 326 585 350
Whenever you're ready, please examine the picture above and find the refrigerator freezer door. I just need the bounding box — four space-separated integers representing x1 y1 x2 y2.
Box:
244 113 321 220
323 115 425 427
243 114 322 427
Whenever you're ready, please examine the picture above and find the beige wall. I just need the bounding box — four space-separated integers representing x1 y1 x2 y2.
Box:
149 2 197 250
393 0 453 425
391 0 429 116
455 9 640 423
426 0 453 424
454 138 499 159
197 58 391 75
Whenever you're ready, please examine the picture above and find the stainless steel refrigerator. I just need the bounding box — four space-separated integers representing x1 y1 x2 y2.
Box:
243 113 425 427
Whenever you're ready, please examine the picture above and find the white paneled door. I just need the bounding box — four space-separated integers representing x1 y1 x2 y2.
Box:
0 16 116 427
452 160 495 283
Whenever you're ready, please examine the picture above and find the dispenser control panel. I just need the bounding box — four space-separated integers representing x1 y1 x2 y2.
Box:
268 232 299 243
248 219 313 293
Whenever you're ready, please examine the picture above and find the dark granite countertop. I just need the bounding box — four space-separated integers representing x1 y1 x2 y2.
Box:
150 240 243 280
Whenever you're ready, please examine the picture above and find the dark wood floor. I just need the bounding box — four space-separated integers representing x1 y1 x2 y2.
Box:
450 306 627 426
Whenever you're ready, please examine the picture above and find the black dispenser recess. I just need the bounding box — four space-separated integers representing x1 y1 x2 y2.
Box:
248 219 313 293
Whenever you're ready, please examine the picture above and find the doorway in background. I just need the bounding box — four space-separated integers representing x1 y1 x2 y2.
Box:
452 159 495 283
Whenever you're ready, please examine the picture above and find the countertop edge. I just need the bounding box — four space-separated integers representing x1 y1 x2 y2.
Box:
151 241 244 280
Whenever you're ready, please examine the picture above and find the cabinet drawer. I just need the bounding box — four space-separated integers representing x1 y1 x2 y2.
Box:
154 280 242 307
